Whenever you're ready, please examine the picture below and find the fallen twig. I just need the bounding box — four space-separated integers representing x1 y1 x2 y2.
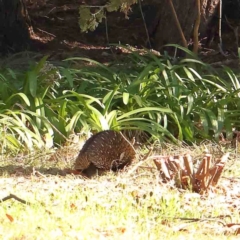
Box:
0 194 30 205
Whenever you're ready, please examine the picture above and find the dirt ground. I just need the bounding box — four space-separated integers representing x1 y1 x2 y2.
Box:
24 0 240 66
26 0 153 63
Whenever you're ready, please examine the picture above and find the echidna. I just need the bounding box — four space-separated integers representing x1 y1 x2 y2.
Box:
74 130 136 173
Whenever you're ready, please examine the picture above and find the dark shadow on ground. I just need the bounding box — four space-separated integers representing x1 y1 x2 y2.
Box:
0 164 108 178
0 165 71 177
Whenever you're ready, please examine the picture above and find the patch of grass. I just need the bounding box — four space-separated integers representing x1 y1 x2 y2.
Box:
1 143 240 239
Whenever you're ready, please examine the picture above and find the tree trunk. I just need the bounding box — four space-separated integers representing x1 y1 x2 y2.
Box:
0 0 31 54
152 0 220 51
201 0 220 31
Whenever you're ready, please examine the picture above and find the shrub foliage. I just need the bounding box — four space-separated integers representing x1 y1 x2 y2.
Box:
1 47 240 152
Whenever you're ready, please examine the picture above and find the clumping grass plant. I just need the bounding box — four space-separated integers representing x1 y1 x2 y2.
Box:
1 47 240 151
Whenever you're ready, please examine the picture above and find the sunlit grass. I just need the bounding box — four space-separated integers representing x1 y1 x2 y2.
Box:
0 176 239 239
1 143 240 239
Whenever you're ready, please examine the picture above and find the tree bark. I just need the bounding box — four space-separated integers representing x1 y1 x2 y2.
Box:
0 0 31 54
152 0 220 51
201 0 220 30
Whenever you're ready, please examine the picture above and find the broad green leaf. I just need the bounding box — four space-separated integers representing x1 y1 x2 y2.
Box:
116 118 177 143
6 93 31 107
35 56 49 73
64 57 114 74
34 97 42 128
27 70 38 97
61 68 74 88
165 44 199 59
105 110 117 127
44 132 54 148
133 95 144 107
172 113 183 141
199 111 209 133
59 100 68 119
102 88 118 115
183 67 195 82
117 107 172 120
217 108 224 134
5 135 22 149
205 109 218 132
187 94 194 115
201 78 227 92
66 111 83 133
123 92 129 105
188 67 202 80
62 91 104 108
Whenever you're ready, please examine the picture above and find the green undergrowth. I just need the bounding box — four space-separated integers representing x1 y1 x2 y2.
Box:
1 46 240 153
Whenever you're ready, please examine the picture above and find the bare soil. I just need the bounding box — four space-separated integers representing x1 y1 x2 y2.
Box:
26 0 152 63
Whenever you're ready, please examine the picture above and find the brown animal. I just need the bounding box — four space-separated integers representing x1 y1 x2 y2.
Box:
74 130 136 174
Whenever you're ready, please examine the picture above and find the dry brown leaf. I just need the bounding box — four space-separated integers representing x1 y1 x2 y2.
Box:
70 203 77 211
117 227 126 234
6 213 14 222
